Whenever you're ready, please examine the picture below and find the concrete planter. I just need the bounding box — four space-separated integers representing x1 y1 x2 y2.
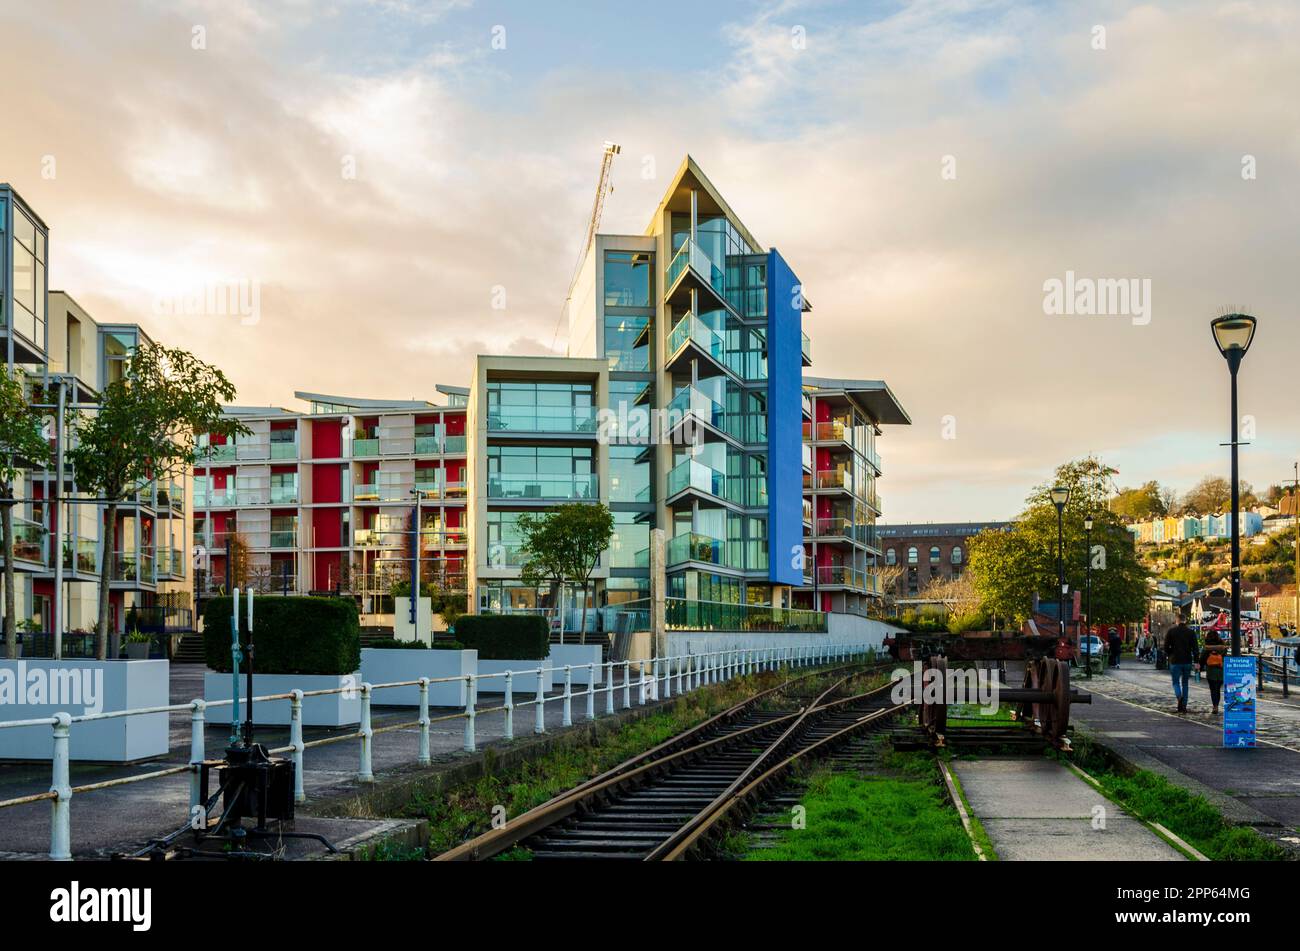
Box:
0 659 169 762
476 658 554 695
360 648 477 707
203 671 361 727
549 644 605 685
124 643 150 660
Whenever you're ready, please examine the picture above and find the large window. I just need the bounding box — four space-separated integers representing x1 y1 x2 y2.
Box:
604 251 652 307
486 445 595 500
951 545 963 565
929 546 941 564
604 315 650 371
610 511 649 569
886 548 897 566
487 381 595 433
8 206 45 349
907 546 918 565
609 444 650 503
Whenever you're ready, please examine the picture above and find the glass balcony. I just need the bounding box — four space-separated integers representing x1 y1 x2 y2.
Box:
816 517 855 539
801 331 812 365
487 474 597 501
442 435 467 454
270 440 298 460
815 421 850 444
487 407 597 434
269 530 297 549
62 538 99 574
814 565 881 594
665 237 725 298
664 597 827 634
816 469 851 492
352 438 380 458
270 485 299 505
666 385 737 439
414 479 443 499
667 458 727 500
666 312 734 374
864 445 882 474
112 549 156 584
666 532 733 569
414 435 440 455
9 517 47 567
199 443 236 463
354 483 379 501
444 480 467 499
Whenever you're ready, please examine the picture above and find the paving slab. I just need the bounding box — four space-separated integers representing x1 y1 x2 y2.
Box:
952 758 1185 861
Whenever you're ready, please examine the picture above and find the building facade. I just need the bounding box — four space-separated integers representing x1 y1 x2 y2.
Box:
877 522 1012 600
1 184 192 644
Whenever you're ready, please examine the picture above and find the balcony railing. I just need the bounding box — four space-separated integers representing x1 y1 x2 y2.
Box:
666 312 740 376
442 435 467 454
111 550 156 585
816 469 850 491
270 440 299 460
269 485 299 505
487 407 597 434
665 237 725 299
801 331 811 364
814 565 880 594
352 438 380 458
269 530 297 549
8 518 47 567
665 597 826 634
487 474 597 501
666 532 734 569
414 435 440 455
667 457 727 500
61 538 99 574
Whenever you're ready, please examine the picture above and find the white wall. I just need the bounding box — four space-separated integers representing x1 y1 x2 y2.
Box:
663 614 903 661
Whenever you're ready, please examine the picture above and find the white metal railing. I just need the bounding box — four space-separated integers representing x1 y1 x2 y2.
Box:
0 641 876 860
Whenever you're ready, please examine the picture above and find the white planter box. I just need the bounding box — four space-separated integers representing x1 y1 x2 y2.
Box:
549 644 605 684
475 658 554 695
204 671 361 727
393 596 433 646
0 659 169 762
360 648 477 707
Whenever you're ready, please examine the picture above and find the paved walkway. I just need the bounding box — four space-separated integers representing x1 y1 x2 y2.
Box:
951 757 1185 860
1073 663 1300 834
0 663 667 858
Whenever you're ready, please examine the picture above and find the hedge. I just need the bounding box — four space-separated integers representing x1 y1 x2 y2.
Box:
454 614 549 660
203 596 361 675
368 638 466 651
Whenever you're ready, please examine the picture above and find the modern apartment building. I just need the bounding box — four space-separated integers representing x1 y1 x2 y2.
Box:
799 377 910 617
194 387 470 607
1 184 192 643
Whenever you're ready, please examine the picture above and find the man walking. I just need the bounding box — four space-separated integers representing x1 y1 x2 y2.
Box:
1164 613 1199 714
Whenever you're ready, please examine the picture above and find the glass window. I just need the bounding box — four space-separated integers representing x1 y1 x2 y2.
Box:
951 546 963 565
886 548 896 566
603 251 652 307
929 546 941 564
609 445 650 503
603 315 650 371
907 547 918 565
610 511 649 569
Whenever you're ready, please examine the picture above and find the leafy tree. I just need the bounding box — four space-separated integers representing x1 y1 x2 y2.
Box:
1181 475 1255 515
70 342 245 658
969 456 1149 626
0 368 51 659
1110 481 1167 520
518 502 615 644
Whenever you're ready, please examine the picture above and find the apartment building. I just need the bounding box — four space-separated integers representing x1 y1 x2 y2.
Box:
194 387 469 606
798 377 910 616
1 184 191 642
877 522 1012 599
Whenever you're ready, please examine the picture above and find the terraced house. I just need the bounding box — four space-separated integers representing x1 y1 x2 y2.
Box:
1 184 192 649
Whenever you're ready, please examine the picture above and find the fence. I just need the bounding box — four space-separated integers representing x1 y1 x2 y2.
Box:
0 641 875 860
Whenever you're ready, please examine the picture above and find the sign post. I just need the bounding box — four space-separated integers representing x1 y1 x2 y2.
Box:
1223 654 1257 748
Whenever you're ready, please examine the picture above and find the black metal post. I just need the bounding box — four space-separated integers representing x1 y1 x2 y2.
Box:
1228 349 1243 656
1084 522 1092 679
1056 506 1066 639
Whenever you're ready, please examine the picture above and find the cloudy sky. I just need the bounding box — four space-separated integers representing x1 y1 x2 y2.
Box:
3 0 1297 522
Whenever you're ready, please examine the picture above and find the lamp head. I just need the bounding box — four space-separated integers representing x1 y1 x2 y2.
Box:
1211 313 1257 360
1050 485 1071 511
1084 515 1094 531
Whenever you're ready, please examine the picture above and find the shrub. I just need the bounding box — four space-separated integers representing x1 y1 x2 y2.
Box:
455 614 549 660
203 596 361 675
368 638 466 651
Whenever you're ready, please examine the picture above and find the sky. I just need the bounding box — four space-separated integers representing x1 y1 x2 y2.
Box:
2 0 1298 523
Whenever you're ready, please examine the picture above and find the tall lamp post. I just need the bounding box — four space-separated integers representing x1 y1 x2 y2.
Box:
1050 485 1071 640
1084 514 1093 679
1211 313 1257 657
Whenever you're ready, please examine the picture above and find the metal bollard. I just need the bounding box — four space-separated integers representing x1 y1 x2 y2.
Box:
587 665 597 720
606 661 615 715
535 667 547 735
623 661 631 709
504 672 514 741
190 699 207 813
463 675 477 752
50 713 72 861
290 691 306 801
359 683 375 782
418 680 432 765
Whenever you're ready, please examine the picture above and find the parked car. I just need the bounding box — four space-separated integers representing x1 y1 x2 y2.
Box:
1073 635 1106 666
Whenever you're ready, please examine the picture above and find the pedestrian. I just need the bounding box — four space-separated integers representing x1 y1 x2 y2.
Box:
1164 612 1199 714
1198 629 1226 715
1108 627 1122 668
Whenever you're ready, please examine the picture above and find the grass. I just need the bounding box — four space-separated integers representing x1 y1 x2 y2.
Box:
407 670 818 857
1066 733 1288 861
946 702 1016 728
940 757 998 859
746 750 978 861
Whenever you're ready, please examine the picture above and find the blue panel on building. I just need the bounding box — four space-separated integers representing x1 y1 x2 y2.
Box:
766 248 803 586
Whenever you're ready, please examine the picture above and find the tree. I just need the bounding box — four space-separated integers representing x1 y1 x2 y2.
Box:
70 342 245 658
1110 481 1167 520
969 456 1149 626
0 368 51 659
518 503 615 644
1181 475 1255 515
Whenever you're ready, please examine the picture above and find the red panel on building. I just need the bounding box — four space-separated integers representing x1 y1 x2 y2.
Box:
312 508 341 549
311 419 343 459
312 464 342 504
444 412 466 437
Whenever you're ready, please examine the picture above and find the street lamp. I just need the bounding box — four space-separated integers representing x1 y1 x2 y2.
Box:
1050 485 1070 641
1211 313 1257 656
1084 514 1093 679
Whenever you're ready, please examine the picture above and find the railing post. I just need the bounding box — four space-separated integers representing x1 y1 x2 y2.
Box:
623 661 631 709
586 665 597 720
50 713 72 861
463 675 477 752
290 691 306 801
662 656 672 699
535 667 547 734
504 672 514 741
190 699 206 814
677 655 685 695
359 683 375 782
562 666 573 727
418 679 432 765
605 661 615 715
638 662 646 705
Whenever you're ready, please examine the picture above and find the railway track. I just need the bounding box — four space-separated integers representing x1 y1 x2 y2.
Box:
437 668 905 861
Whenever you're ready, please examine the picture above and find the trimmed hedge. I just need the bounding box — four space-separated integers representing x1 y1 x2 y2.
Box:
203 596 361 675
454 614 550 660
368 638 466 651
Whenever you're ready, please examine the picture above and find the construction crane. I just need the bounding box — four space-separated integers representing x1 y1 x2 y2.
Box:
552 141 621 353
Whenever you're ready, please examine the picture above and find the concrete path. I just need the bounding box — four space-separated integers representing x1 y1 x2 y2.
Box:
951 758 1186 861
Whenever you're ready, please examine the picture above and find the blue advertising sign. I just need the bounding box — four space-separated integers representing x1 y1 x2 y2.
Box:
1223 656 1257 749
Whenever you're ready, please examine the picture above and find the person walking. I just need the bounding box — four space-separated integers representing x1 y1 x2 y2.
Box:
1108 627 1122 668
1165 614 1199 714
1198 630 1227 715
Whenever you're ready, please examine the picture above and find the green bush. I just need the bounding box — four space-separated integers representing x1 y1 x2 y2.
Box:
455 614 549 660
368 638 466 651
203 596 361 675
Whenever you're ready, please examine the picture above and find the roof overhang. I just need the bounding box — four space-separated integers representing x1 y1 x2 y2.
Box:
802 376 911 426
